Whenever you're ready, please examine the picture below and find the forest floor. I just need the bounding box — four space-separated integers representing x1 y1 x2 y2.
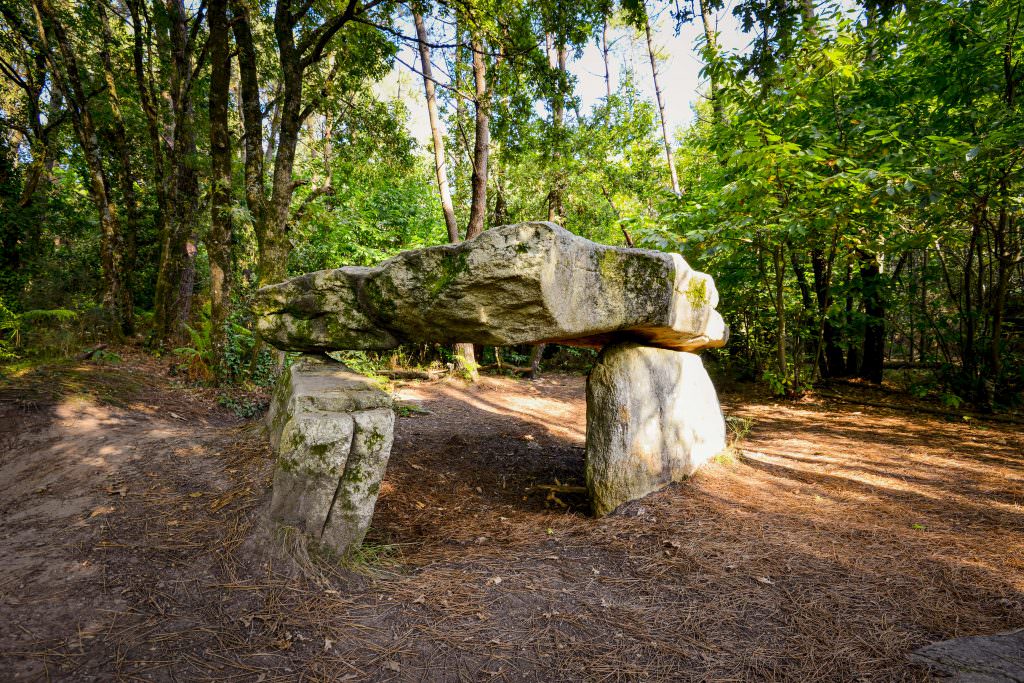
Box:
0 351 1022 682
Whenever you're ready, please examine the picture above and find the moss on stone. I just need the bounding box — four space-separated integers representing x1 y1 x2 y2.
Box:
597 249 622 280
277 456 300 473
686 278 709 308
309 442 331 460
364 427 384 452
427 250 471 297
360 279 398 319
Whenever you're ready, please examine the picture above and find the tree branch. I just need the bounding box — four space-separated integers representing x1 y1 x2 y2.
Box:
393 52 475 103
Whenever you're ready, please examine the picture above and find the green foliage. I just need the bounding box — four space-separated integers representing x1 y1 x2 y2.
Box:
217 393 268 419
172 301 277 386
287 101 449 273
173 322 215 382
330 350 385 376
2 0 1021 407
0 297 18 360
662 0 1023 404
0 295 93 359
395 403 431 417
724 415 753 444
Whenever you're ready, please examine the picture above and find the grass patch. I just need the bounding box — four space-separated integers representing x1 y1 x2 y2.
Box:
712 447 739 466
341 540 406 574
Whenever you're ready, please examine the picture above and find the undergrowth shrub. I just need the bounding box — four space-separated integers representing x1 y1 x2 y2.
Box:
0 295 102 359
172 301 277 386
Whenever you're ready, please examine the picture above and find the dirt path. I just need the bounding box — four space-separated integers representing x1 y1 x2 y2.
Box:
1 357 1022 681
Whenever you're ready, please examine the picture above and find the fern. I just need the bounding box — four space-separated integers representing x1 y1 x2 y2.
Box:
19 308 79 323
173 323 214 382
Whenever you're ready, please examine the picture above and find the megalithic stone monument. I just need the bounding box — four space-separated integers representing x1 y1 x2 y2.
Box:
254 222 728 556
265 355 395 555
252 222 728 353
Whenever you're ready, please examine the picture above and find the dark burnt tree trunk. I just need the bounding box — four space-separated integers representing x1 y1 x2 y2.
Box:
811 247 845 376
858 252 885 384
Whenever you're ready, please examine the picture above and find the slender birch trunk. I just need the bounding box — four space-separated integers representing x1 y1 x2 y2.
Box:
414 12 459 243
644 10 680 194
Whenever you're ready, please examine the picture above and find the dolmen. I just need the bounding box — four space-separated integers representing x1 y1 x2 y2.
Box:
254 222 728 555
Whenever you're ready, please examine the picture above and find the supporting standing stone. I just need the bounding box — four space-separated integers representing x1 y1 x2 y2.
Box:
586 342 726 516
266 355 395 557
254 222 733 524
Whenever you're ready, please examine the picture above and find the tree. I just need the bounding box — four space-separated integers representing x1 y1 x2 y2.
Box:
642 5 680 194
30 0 134 335
149 0 205 346
232 0 395 287
207 0 232 378
414 9 477 379
414 11 459 244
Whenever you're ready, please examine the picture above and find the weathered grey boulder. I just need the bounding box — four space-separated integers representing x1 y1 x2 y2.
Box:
253 222 727 354
910 629 1024 682
585 342 726 516
266 355 394 557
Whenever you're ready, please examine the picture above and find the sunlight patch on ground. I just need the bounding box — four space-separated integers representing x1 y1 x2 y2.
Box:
396 379 586 443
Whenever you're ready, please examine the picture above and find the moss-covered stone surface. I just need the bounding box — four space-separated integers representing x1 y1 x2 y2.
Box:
251 221 728 353
266 356 395 557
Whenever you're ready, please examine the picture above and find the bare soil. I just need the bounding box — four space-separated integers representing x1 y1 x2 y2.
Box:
1 353 1021 681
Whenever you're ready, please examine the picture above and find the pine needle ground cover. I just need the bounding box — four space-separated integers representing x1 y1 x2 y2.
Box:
1 353 1021 681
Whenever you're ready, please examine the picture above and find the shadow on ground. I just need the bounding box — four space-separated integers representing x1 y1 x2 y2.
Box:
1 359 1022 681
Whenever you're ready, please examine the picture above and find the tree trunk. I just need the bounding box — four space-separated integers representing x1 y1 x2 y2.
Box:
128 0 170 291
236 0 360 286
453 342 479 381
494 157 508 226
16 52 60 209
97 1 139 335
466 37 489 240
858 252 885 384
962 221 980 378
811 246 844 377
263 2 305 286
33 0 131 335
697 0 723 120
644 11 680 195
414 12 459 243
418 12 476 379
547 38 567 223
152 0 201 345
208 0 233 380
988 196 1016 381
526 343 547 380
772 243 787 384
844 256 860 372
602 19 612 102
231 0 268 260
